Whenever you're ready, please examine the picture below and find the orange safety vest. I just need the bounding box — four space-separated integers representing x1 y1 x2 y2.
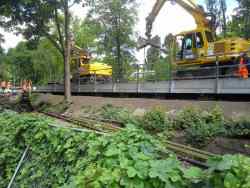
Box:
238 57 249 79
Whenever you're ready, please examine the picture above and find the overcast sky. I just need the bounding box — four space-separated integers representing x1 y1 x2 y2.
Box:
0 0 237 63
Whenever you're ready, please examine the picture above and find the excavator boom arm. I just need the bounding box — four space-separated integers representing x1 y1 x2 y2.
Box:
145 0 210 39
146 0 167 38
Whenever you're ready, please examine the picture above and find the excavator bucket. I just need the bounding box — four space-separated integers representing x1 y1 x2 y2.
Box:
137 36 161 49
137 36 168 54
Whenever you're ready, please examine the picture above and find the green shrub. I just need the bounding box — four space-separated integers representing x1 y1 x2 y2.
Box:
140 107 170 132
185 121 223 148
225 116 250 138
173 107 204 130
176 106 225 148
173 106 224 130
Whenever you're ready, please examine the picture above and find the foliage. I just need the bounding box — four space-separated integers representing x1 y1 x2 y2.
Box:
72 17 103 54
174 106 224 129
0 50 11 80
154 57 171 81
234 0 250 39
224 116 250 138
173 106 225 148
100 104 139 125
206 155 250 188
0 0 89 101
31 39 64 84
5 42 34 82
140 107 170 133
205 0 227 36
184 120 223 148
87 0 138 80
3 40 63 84
174 107 204 130
0 111 92 187
0 111 250 188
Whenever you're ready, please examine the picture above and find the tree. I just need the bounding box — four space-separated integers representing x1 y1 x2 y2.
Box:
0 33 4 53
5 42 35 83
206 0 220 33
219 0 227 37
72 17 103 54
235 0 250 39
205 0 227 36
0 0 88 102
31 39 64 84
87 0 138 81
3 40 63 85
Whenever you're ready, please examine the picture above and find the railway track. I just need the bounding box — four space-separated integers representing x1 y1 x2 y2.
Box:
40 111 122 133
40 111 217 169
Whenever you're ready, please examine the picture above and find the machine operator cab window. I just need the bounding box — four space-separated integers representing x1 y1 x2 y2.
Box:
176 31 205 61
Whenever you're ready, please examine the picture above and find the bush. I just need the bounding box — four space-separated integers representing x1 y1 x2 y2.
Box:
140 107 170 132
173 107 204 130
173 106 224 130
225 116 250 138
185 121 223 148
176 106 225 148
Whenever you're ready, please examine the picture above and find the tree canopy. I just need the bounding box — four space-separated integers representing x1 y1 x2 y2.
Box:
0 0 89 101
87 0 138 80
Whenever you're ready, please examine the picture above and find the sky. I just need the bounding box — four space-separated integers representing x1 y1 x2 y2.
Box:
0 0 238 63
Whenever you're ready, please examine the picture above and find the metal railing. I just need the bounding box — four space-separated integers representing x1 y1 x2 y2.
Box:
34 55 250 95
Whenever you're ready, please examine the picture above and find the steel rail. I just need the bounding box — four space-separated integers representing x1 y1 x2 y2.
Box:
164 141 217 161
40 111 121 133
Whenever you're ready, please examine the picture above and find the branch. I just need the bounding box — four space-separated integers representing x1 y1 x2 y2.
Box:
41 28 64 56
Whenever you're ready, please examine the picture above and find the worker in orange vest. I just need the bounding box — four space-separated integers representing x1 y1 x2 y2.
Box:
238 55 249 79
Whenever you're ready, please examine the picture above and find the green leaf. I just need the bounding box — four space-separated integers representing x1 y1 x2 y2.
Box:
105 146 120 157
182 167 203 180
224 173 240 188
127 167 137 178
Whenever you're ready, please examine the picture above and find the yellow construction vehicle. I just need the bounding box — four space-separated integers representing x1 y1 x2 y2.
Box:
71 45 112 83
139 0 250 77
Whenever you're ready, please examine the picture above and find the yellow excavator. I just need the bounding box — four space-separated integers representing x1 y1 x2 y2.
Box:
139 0 250 77
71 45 112 83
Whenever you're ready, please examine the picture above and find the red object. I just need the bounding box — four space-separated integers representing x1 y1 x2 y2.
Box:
238 57 249 79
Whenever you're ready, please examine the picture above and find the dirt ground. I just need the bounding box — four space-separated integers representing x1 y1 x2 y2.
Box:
36 94 250 117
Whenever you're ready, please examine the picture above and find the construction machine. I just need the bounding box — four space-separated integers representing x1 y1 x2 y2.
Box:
71 45 112 83
139 0 250 78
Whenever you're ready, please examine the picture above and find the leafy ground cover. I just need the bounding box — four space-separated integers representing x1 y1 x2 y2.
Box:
1 111 250 188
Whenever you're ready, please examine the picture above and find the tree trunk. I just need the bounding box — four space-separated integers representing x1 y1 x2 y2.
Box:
64 0 71 103
115 13 122 81
220 0 227 37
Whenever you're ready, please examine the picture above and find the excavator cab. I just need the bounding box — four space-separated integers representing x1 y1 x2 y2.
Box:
175 29 215 65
